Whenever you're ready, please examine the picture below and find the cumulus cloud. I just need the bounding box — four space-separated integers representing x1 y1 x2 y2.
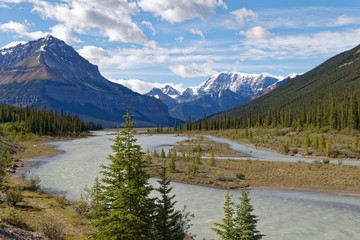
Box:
176 36 184 42
141 21 157 35
231 8 257 26
78 45 112 67
191 29 205 39
31 0 147 44
0 20 47 39
109 78 184 94
169 62 217 78
240 26 273 40
138 0 227 23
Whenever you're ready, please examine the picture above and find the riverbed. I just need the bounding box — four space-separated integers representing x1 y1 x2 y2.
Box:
24 132 360 239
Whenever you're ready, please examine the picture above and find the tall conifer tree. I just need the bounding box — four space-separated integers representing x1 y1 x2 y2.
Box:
154 163 193 240
90 111 155 240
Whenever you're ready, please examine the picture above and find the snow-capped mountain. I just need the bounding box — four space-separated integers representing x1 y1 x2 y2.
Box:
0 35 173 127
146 72 299 120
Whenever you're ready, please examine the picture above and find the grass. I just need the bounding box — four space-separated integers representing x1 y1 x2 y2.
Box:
147 134 360 194
204 128 360 159
0 177 91 239
1 136 92 239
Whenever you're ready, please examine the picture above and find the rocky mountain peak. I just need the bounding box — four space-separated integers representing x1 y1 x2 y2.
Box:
162 85 181 97
0 36 174 127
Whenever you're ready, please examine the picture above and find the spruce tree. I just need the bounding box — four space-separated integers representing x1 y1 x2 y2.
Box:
154 163 193 240
212 189 235 239
213 189 263 240
233 190 263 240
89 111 155 240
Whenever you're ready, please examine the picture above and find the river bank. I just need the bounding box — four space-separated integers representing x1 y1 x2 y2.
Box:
17 132 360 198
12 131 360 240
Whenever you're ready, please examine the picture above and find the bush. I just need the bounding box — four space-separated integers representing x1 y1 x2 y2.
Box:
38 217 66 240
236 173 245 180
277 140 290 154
322 159 330 164
0 207 30 229
73 201 91 217
25 176 41 192
5 188 23 207
55 193 70 207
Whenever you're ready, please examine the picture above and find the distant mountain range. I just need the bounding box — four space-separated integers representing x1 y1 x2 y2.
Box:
146 72 298 120
213 43 360 120
0 35 174 127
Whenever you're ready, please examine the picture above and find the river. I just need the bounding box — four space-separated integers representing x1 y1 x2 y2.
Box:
24 132 360 239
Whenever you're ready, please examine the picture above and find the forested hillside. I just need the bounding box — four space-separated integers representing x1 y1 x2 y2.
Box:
0 104 102 136
185 44 360 131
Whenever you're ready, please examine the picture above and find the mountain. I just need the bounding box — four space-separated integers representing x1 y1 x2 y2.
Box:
146 72 295 120
0 35 173 127
215 44 360 120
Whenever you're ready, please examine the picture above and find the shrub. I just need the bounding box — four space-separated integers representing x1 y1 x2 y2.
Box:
0 207 30 229
277 140 290 154
73 201 91 217
38 217 66 240
55 193 70 207
25 175 41 192
5 188 23 207
322 159 330 164
236 173 245 180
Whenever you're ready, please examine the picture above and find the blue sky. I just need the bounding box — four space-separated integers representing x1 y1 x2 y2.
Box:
1 0 360 93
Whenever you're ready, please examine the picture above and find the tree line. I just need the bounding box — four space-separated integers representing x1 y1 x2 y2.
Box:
0 104 102 136
87 112 263 240
180 92 360 132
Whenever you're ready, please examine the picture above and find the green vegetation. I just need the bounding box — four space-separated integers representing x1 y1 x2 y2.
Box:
212 189 263 240
89 111 193 240
0 104 102 137
178 45 360 133
154 163 193 240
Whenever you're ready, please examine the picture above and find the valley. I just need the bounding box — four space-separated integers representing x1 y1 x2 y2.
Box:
0 9 360 239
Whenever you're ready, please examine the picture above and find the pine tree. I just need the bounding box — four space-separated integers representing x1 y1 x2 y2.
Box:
213 189 263 240
154 163 193 240
161 148 166 158
89 111 156 240
233 190 263 240
212 189 235 239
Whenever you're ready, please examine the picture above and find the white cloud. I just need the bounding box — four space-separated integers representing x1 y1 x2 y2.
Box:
231 8 257 26
50 24 81 44
78 45 112 66
331 16 357 27
109 78 184 94
141 21 157 36
0 20 47 39
191 29 205 39
0 0 24 8
176 36 184 42
31 0 147 44
241 28 360 60
240 26 273 40
169 62 217 78
138 0 227 23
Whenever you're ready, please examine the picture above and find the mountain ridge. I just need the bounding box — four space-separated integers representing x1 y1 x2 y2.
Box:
212 43 360 123
0 35 174 127
146 72 298 120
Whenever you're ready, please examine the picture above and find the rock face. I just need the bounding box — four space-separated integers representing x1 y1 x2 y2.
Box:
0 35 173 127
147 72 297 121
